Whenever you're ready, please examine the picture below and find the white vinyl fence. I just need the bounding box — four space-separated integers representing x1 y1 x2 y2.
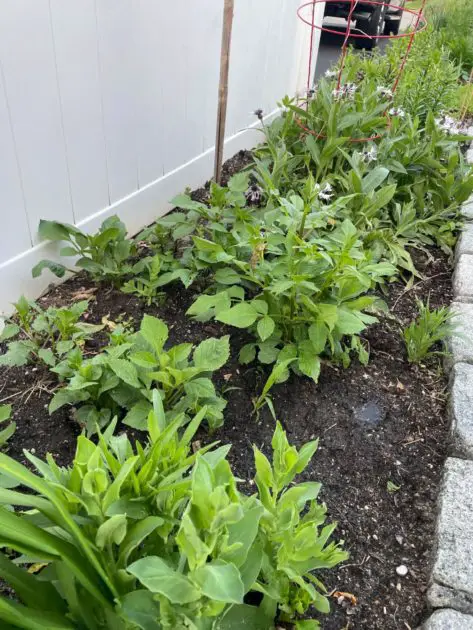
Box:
0 0 323 314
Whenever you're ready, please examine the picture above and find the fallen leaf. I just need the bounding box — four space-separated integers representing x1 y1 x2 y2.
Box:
71 287 97 301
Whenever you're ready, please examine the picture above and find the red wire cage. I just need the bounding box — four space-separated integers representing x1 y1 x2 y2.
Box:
295 0 428 142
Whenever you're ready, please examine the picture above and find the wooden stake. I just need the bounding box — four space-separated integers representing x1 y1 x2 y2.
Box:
214 0 234 184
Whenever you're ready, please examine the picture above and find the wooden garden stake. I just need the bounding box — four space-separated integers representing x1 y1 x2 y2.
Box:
214 0 234 184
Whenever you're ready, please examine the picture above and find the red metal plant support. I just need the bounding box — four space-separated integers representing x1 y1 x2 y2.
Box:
296 0 428 142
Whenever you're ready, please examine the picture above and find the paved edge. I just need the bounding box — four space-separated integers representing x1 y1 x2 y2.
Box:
422 144 473 628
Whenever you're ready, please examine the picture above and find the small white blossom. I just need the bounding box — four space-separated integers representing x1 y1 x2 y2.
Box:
361 145 378 163
388 107 406 118
435 113 468 136
376 86 393 99
332 83 357 101
246 184 263 204
325 69 338 79
318 182 334 202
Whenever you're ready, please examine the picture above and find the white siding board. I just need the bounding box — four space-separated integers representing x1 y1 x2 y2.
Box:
95 0 139 203
50 0 109 222
0 0 73 241
0 68 30 265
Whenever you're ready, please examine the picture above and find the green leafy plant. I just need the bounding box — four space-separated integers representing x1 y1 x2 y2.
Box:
0 413 345 629
50 314 230 433
252 360 294 420
121 255 167 306
32 215 137 283
402 299 457 363
188 216 393 380
0 404 15 449
0 296 102 368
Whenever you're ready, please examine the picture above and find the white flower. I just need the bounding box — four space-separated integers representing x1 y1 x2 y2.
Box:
361 145 378 163
307 86 317 98
318 183 334 202
332 83 357 101
325 69 338 79
435 113 467 135
246 184 263 204
376 86 393 99
388 107 406 118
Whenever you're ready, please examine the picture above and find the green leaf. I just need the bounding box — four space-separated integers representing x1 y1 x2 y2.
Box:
127 557 200 604
193 561 244 604
216 303 259 328
140 315 168 354
215 268 242 285
0 324 20 342
120 591 161 630
362 167 389 194
37 348 57 367
193 336 230 370
0 405 12 423
95 514 127 549
258 341 280 364
298 342 321 382
38 219 77 242
184 378 216 399
257 316 275 342
118 516 164 568
31 260 67 279
216 603 273 630
308 321 328 354
239 344 256 364
336 310 366 335
0 597 74 630
108 358 141 389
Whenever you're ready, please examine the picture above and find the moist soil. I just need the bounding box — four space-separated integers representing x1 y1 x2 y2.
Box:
0 150 453 629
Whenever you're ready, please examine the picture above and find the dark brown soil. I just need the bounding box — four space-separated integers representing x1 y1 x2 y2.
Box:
0 149 453 629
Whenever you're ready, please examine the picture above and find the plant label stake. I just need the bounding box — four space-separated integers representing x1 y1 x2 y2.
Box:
214 0 235 184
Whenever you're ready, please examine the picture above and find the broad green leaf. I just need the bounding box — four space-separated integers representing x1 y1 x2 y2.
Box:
215 268 242 285
127 557 200 604
193 561 244 604
239 343 256 364
95 514 127 549
257 316 275 342
335 310 366 335
120 590 161 630
108 358 141 389
184 378 216 399
118 516 163 568
31 260 67 279
216 603 274 630
0 324 19 342
298 341 321 381
361 166 389 194
140 315 168 354
257 341 280 364
37 348 57 367
37 219 77 242
216 303 259 328
193 336 230 370
308 321 328 355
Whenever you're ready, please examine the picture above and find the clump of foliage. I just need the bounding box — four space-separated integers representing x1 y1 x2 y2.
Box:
188 211 393 380
428 0 473 76
50 314 230 433
32 215 137 283
0 412 346 629
402 299 457 363
0 296 102 368
0 404 15 449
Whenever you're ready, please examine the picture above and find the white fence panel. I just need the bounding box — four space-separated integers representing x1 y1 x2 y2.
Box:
0 0 320 315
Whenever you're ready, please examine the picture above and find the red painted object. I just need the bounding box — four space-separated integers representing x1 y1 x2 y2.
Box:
295 0 428 142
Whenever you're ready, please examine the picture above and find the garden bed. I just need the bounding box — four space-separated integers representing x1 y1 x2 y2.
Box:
0 202 452 629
